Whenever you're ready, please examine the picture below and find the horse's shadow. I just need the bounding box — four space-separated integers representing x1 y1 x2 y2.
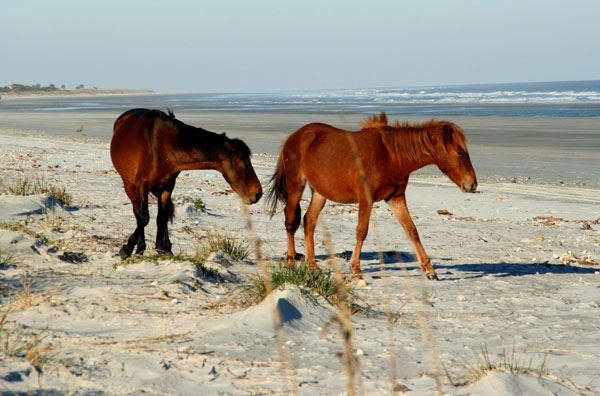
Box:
316 250 598 279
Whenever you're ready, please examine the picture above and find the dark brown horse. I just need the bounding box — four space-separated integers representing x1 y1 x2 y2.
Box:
111 109 262 257
266 112 477 282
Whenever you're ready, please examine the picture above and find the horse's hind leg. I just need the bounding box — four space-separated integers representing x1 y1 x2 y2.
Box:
388 194 438 280
120 182 150 257
153 180 176 255
303 190 326 269
284 180 305 264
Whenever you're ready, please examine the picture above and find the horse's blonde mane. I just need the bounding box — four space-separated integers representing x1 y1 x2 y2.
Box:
360 112 388 129
361 112 467 165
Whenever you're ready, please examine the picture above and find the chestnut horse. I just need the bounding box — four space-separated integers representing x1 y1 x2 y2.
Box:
111 109 262 257
266 112 477 282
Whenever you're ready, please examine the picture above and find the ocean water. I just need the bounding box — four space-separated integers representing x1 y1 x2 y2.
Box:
165 80 600 117
8 80 600 117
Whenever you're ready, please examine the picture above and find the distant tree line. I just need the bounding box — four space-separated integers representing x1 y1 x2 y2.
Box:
0 83 91 93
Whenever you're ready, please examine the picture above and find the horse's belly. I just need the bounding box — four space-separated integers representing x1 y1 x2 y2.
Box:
304 169 359 203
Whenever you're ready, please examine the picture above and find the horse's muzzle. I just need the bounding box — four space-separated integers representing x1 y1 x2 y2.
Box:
247 190 263 204
461 181 478 193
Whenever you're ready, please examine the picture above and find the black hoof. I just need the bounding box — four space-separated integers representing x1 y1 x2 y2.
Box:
119 247 132 259
156 248 173 257
427 273 439 281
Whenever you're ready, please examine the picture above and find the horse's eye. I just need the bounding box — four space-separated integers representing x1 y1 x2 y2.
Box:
457 150 465 156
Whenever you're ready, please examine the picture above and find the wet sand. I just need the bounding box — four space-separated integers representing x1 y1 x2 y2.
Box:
1 95 599 188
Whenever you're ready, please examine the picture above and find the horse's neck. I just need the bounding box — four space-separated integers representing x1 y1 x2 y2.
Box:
396 154 436 175
174 145 223 172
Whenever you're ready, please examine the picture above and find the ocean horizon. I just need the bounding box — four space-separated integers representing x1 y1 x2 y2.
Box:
3 80 600 118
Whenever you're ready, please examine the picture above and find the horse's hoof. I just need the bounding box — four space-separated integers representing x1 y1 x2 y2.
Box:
427 273 439 281
357 278 368 287
119 246 132 259
286 253 304 264
156 249 172 257
307 262 322 272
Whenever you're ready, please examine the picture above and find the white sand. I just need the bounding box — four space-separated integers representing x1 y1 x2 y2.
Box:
1 128 599 395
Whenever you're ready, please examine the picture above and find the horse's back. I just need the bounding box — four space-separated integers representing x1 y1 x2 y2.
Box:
111 109 174 183
113 108 168 135
283 122 348 154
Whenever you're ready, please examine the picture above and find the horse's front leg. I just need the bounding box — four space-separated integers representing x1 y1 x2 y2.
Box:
349 199 373 285
388 194 438 280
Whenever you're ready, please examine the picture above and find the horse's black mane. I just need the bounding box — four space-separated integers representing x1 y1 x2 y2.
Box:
155 109 251 160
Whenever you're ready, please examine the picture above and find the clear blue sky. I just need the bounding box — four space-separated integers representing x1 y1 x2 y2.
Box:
2 0 599 92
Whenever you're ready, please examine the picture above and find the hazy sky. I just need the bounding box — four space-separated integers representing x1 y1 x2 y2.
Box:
2 0 599 92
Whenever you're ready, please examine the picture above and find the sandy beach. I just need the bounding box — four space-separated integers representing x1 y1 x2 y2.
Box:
1 98 600 395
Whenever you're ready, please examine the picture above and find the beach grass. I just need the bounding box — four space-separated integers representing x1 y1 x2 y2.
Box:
0 325 54 378
0 280 57 380
441 344 588 393
466 345 549 381
193 198 206 212
8 175 73 206
204 233 252 262
0 220 53 246
242 261 356 308
0 248 21 269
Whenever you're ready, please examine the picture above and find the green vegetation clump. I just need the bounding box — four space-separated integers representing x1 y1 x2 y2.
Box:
193 198 206 212
204 233 252 261
243 261 356 307
0 221 52 246
8 176 73 206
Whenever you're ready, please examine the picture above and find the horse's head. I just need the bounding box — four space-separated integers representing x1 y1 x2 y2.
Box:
432 122 478 193
219 138 263 204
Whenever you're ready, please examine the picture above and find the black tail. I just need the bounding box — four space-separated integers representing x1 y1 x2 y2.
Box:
162 196 175 223
265 155 287 218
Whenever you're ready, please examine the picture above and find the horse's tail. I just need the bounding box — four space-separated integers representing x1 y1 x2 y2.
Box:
265 153 287 218
165 197 175 223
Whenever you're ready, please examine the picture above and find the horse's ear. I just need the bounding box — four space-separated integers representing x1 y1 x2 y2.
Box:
443 123 454 146
379 112 388 125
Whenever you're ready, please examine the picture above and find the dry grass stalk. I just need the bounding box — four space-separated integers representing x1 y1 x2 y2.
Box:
21 273 33 308
370 217 399 388
402 270 444 393
1 303 54 382
0 301 13 328
13 274 61 310
89 332 193 345
239 203 299 396
319 220 362 396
